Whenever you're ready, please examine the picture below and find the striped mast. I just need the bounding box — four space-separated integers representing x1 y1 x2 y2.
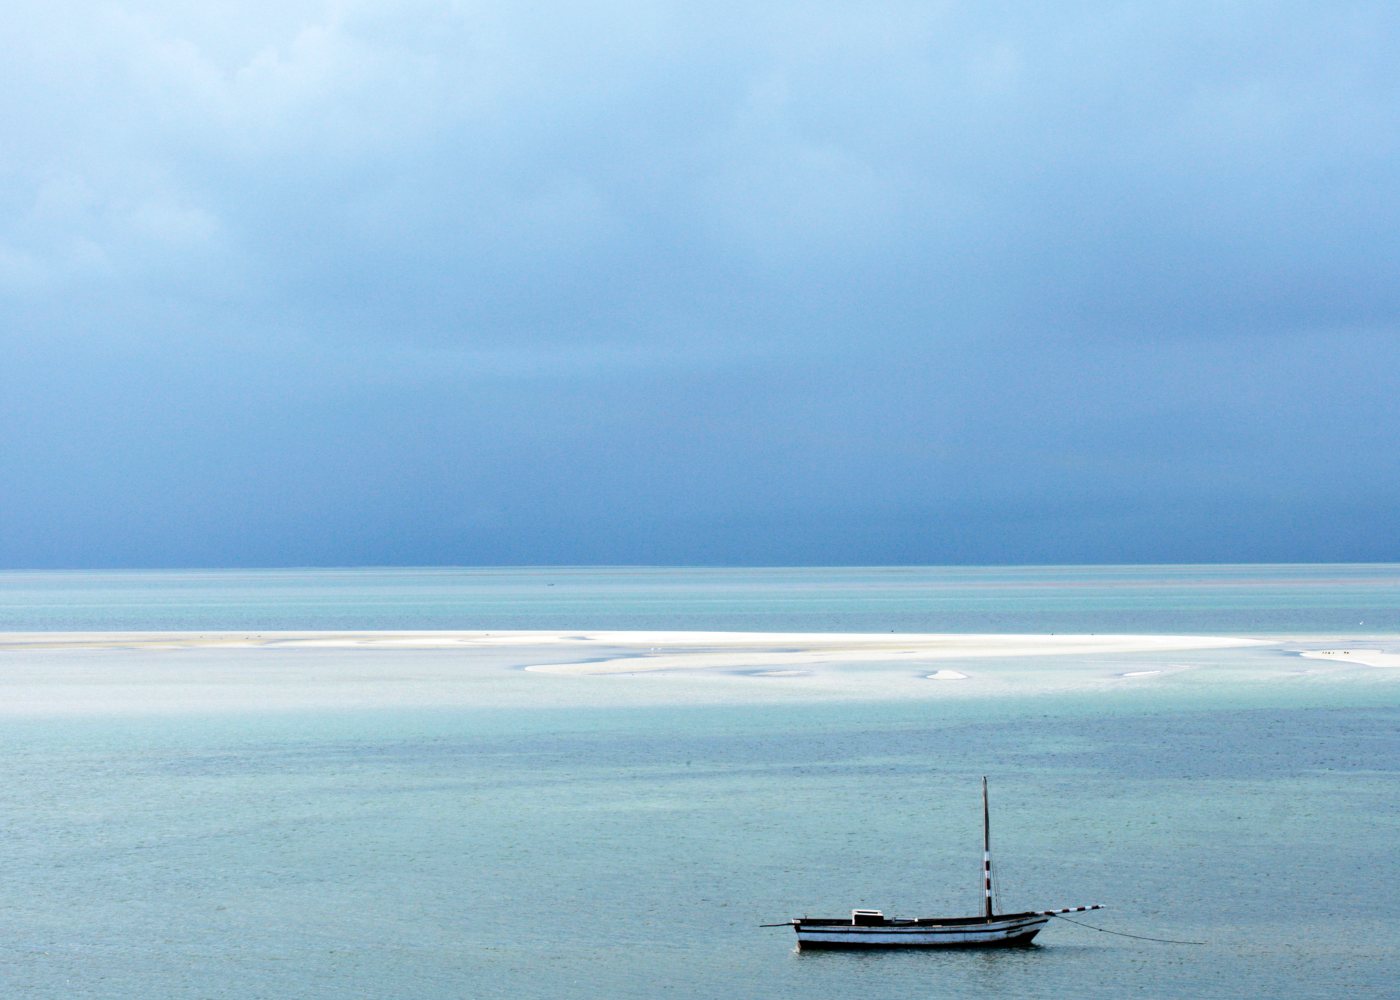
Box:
982 776 994 920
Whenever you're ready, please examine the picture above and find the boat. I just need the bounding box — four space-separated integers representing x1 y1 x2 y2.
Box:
774 777 1101 949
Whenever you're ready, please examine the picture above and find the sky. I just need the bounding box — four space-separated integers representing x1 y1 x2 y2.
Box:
3 1 1399 568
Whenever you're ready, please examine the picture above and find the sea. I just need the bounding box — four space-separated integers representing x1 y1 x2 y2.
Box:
1 564 1397 999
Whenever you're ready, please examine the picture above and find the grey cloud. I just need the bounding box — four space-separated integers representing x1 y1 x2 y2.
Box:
3 1 1399 566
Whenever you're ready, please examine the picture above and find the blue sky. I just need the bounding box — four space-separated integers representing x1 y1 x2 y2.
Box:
3 1 1398 567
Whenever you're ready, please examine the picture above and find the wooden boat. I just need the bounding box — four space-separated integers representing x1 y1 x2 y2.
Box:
776 778 1101 949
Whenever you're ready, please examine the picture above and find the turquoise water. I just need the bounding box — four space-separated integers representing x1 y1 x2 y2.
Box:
3 563 1399 633
2 566 1398 998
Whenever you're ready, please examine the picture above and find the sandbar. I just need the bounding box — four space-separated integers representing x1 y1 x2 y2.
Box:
0 630 576 651
515 632 1266 675
0 630 1266 668
0 629 1361 717
1299 648 1400 668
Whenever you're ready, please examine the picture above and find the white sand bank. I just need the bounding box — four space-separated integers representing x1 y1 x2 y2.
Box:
0 630 1266 667
1299 648 1400 668
0 630 582 651
516 632 1266 675
0 629 1324 717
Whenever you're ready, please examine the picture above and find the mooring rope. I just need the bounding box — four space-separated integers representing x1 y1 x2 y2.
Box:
1050 912 1205 945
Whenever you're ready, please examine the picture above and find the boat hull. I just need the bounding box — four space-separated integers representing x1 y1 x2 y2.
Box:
794 913 1050 950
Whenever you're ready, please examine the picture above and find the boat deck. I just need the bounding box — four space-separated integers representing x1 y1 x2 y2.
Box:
797 912 1040 927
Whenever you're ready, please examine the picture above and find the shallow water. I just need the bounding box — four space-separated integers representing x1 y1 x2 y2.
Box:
3 699 1396 999
1 566 1398 998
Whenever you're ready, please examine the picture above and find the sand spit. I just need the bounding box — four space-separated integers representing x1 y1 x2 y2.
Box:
0 630 579 651
0 630 1267 666
518 632 1266 675
5 630 1394 717
1299 648 1400 668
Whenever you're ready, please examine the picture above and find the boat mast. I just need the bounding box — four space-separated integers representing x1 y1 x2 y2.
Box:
982 776 994 920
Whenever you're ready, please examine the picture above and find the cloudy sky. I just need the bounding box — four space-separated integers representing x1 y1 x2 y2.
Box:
3 1 1398 568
